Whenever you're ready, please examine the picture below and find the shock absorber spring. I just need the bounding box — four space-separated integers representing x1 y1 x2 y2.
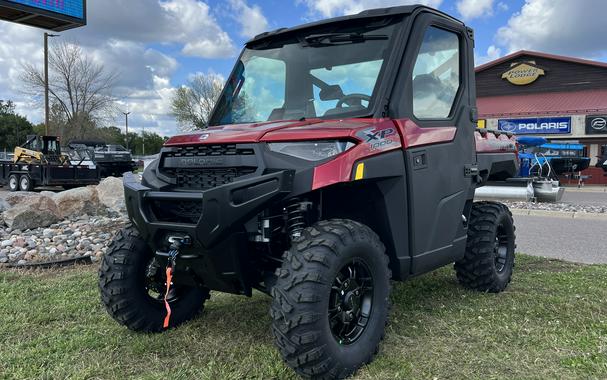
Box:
286 199 306 239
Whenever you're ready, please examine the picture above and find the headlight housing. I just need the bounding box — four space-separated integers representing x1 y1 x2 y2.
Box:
268 140 356 161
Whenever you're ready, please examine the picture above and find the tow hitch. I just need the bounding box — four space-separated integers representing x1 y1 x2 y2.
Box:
161 235 191 329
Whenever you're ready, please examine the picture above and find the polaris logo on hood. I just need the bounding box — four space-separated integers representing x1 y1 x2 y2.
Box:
178 157 225 167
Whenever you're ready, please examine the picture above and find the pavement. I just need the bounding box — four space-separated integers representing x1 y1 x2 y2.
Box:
560 186 607 206
513 212 606 265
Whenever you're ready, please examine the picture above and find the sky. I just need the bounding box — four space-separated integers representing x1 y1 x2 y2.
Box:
1 0 607 137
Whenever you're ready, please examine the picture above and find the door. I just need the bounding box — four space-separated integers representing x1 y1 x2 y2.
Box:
401 16 477 275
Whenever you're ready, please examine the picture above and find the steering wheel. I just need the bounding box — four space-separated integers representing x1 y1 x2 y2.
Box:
336 93 372 109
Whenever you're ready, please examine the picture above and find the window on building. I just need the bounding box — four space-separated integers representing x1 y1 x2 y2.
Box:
412 27 460 119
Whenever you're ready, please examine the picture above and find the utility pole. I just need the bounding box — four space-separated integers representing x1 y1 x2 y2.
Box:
142 124 146 156
122 111 131 151
44 32 59 136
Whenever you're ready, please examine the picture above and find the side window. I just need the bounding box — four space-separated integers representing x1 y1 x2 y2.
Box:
412 26 460 119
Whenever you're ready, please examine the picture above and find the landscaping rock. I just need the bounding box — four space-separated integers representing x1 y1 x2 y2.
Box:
3 194 60 230
97 177 126 213
0 198 8 212
53 187 102 218
0 213 128 266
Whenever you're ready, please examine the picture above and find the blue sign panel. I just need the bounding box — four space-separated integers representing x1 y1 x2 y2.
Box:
498 117 572 135
7 0 84 19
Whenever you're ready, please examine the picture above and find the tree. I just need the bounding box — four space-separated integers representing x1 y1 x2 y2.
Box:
171 73 224 130
94 126 167 156
129 132 167 156
20 41 118 140
0 100 35 152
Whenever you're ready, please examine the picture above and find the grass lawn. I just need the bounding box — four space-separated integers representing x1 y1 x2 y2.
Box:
0 255 606 380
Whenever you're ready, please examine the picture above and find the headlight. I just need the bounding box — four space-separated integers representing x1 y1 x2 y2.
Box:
268 140 356 161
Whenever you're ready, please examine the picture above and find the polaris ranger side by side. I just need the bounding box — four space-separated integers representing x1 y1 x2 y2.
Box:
99 5 519 379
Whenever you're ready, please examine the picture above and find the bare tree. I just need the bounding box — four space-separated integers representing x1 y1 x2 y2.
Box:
21 41 118 139
171 73 224 130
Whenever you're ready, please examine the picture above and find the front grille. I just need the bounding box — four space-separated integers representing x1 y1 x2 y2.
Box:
151 200 203 224
164 144 255 158
160 144 258 191
164 167 256 191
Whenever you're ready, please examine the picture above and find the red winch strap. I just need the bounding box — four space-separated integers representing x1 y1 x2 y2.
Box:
163 266 173 329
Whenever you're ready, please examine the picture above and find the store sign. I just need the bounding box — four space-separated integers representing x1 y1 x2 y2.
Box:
0 0 85 30
586 115 607 135
498 117 571 135
6 0 84 19
501 61 545 85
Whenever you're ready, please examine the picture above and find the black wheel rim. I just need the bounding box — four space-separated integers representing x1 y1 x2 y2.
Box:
328 259 374 345
494 223 510 273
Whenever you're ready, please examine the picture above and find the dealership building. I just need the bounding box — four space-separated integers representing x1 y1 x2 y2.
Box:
475 50 607 184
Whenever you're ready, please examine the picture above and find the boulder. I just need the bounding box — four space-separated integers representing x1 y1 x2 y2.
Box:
0 198 8 213
3 194 60 230
97 177 126 213
4 192 42 208
53 186 102 218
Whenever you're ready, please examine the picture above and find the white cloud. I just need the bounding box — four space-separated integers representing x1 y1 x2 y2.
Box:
300 0 443 18
496 0 607 59
475 45 502 65
0 0 240 137
456 0 494 20
229 0 270 38
60 0 236 59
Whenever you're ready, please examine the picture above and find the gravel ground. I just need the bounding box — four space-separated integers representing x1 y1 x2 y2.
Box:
504 201 606 214
0 214 128 266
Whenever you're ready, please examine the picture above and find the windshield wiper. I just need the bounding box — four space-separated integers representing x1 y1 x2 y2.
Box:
302 33 388 46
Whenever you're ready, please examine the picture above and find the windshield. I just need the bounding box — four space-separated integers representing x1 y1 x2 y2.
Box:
210 18 401 125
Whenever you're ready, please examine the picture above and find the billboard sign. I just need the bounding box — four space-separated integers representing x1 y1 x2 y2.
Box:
0 0 86 31
586 115 607 135
501 61 546 86
498 117 572 135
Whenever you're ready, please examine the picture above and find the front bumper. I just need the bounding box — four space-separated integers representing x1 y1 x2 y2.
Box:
123 170 294 294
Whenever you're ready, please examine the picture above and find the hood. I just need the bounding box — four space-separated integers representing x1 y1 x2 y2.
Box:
164 118 388 146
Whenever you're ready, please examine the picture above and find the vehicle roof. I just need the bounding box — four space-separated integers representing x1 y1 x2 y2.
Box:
247 5 463 45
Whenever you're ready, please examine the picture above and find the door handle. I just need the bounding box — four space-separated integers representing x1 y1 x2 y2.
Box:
412 151 427 170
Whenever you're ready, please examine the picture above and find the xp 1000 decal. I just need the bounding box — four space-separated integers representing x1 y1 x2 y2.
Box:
358 126 398 151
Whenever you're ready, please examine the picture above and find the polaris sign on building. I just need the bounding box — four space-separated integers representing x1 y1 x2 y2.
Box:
498 117 572 135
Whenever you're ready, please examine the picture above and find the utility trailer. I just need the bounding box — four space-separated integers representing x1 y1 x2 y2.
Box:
0 161 100 191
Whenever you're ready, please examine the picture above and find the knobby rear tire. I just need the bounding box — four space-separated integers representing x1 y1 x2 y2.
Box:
455 201 516 293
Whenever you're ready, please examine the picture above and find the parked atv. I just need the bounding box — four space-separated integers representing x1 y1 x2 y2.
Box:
99 5 519 379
